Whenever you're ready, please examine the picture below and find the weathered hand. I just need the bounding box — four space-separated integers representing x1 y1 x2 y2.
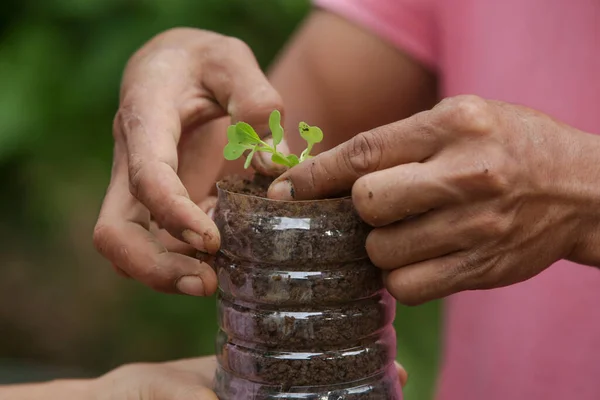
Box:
268 95 600 304
93 28 284 296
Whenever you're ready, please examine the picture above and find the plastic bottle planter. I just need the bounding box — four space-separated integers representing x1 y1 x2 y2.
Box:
213 181 402 400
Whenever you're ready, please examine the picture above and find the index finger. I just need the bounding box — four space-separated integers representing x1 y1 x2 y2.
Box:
94 143 218 296
116 100 220 253
119 35 284 250
267 111 442 201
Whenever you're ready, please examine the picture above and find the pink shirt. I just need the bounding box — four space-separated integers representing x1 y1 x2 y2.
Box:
314 0 600 399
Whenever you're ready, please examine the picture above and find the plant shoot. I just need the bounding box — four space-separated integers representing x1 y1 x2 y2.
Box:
223 110 323 168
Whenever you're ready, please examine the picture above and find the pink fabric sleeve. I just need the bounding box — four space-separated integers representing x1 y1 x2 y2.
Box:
312 0 438 71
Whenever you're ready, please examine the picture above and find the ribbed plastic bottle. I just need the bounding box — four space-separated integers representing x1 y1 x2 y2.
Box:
213 182 402 400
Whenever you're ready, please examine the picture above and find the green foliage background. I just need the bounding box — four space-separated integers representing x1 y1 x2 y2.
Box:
0 0 440 398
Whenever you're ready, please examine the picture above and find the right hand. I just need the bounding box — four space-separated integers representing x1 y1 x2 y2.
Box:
93 28 283 296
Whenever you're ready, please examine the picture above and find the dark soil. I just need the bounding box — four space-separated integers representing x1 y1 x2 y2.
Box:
218 292 395 350
212 175 399 399
219 326 395 388
215 175 373 265
218 174 274 198
216 257 384 306
214 363 401 400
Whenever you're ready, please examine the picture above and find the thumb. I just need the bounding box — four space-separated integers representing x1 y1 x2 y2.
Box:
265 136 371 201
267 117 439 201
266 131 384 201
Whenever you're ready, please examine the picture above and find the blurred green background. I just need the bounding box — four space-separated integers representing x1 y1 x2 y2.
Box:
0 0 441 398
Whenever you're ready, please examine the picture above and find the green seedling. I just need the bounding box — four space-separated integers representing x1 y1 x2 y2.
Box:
223 110 323 169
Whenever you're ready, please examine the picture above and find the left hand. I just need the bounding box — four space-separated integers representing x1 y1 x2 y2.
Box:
0 357 218 400
0 357 409 399
89 357 218 400
267 95 600 305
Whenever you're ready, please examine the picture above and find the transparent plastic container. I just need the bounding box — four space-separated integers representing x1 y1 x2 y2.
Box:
213 180 402 400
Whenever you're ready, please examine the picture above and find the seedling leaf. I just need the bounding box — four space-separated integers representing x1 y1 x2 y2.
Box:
299 122 323 145
244 147 257 169
224 110 325 169
227 125 239 142
224 142 247 160
271 153 292 167
299 122 310 137
236 122 261 144
286 154 300 166
269 110 284 146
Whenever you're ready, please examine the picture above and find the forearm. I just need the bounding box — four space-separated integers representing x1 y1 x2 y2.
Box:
0 379 91 400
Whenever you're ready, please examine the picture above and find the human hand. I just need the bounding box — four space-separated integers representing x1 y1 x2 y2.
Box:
0 357 218 400
89 356 218 400
0 357 408 399
92 359 407 399
93 28 285 296
268 95 600 304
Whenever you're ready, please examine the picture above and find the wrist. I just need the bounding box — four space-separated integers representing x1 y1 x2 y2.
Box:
552 127 600 266
0 379 92 400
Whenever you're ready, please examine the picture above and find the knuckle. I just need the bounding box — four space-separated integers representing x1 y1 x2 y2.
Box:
342 132 383 177
127 155 145 199
441 95 493 134
128 160 180 204
141 264 170 292
141 252 175 292
223 36 253 54
93 223 136 276
204 36 252 66
115 102 143 137
453 252 497 290
466 149 513 195
234 91 284 129
452 253 478 278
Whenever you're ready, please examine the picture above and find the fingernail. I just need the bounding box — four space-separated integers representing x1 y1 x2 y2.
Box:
176 275 205 296
181 229 205 251
268 179 294 200
206 208 215 221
